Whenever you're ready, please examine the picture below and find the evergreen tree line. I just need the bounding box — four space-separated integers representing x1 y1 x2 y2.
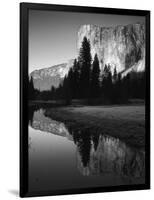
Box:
29 36 145 104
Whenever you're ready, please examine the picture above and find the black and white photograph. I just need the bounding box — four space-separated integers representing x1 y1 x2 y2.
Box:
20 3 150 197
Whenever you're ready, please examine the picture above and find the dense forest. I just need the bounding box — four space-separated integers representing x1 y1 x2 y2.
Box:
29 36 145 105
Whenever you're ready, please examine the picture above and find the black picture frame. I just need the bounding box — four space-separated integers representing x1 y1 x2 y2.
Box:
20 2 150 198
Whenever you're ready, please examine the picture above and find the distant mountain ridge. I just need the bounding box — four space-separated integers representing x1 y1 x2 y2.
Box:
30 59 74 91
30 22 145 91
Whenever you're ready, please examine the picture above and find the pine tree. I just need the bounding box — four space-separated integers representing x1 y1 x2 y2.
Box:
112 67 118 103
62 75 71 104
107 69 113 101
90 54 100 98
67 67 74 99
101 64 113 103
122 73 130 101
71 59 80 99
50 86 55 100
78 37 92 99
116 73 122 103
113 67 117 83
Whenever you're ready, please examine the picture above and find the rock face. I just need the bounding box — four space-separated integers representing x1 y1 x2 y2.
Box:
77 23 145 75
30 59 74 91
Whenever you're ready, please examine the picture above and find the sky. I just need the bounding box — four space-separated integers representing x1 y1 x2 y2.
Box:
29 10 145 73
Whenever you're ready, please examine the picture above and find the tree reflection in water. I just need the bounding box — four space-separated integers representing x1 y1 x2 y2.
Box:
28 106 145 180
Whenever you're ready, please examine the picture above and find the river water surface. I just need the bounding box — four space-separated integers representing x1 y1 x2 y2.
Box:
28 106 145 192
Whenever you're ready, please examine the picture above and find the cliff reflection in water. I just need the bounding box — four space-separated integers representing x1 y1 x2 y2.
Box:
76 133 145 179
29 107 145 181
30 109 71 138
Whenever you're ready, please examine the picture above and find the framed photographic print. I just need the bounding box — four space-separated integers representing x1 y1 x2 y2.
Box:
20 2 150 197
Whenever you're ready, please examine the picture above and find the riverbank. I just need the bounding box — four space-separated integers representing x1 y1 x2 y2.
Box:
44 105 145 149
